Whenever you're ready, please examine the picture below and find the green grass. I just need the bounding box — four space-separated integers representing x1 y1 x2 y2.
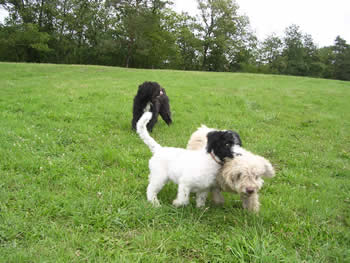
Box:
0 62 349 262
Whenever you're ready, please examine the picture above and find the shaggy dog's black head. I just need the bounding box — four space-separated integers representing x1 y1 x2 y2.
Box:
206 130 242 162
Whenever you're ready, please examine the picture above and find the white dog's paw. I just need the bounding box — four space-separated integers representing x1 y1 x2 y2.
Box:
152 200 161 207
172 199 187 207
148 197 160 207
196 202 206 208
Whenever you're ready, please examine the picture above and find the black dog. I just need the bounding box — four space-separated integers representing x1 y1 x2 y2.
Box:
131 81 172 132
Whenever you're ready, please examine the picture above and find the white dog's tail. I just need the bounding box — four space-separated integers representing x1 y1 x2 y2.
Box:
136 112 161 153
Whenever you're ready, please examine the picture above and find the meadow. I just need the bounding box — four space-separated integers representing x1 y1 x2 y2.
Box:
0 62 349 262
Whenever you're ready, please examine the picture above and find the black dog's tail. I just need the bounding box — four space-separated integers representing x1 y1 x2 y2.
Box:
136 112 161 153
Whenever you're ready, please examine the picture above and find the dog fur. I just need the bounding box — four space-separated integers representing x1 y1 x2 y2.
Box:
137 112 241 208
132 81 172 132
187 125 275 212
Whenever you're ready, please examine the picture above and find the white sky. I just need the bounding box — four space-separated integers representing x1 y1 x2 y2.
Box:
1 1 349 47
173 0 350 47
0 8 7 23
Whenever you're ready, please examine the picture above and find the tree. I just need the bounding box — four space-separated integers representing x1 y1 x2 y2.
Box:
196 0 253 72
302 33 323 77
106 0 172 68
258 34 284 73
0 23 51 62
333 36 350 81
159 10 201 70
280 24 324 77
227 23 258 72
318 46 334 79
282 25 307 76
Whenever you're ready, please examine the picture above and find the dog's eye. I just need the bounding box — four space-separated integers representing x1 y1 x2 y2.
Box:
237 173 242 180
225 143 230 147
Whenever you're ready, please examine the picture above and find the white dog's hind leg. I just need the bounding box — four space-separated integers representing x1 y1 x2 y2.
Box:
147 174 168 207
196 191 209 208
172 185 191 207
212 188 225 205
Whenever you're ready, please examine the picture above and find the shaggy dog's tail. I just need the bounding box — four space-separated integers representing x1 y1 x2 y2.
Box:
137 112 161 153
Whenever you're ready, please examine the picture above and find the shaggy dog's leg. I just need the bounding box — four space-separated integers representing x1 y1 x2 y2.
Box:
240 193 260 212
212 188 225 205
172 184 191 207
196 191 209 208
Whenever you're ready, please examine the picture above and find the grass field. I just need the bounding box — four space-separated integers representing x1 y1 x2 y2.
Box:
0 62 349 262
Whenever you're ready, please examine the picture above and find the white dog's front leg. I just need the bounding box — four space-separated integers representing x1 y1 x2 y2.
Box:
173 185 190 207
196 191 209 208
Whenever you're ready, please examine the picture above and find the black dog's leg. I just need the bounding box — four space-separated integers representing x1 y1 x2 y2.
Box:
159 98 172 125
131 102 145 130
147 101 160 132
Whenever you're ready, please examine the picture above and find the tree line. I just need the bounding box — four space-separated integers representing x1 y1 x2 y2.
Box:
0 0 349 81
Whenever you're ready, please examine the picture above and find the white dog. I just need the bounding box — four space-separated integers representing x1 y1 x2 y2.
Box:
137 112 242 207
187 125 275 212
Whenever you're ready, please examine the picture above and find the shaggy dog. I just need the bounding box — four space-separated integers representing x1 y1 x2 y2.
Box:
132 81 172 132
187 125 275 212
137 112 242 207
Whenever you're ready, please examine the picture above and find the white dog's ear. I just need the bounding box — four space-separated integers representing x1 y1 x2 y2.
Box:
262 158 275 178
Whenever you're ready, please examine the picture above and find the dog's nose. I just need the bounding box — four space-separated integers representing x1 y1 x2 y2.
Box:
246 187 255 194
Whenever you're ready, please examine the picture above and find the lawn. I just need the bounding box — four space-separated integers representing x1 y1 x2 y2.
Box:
0 62 349 262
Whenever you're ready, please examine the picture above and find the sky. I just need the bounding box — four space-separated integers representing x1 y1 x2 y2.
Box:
1 0 349 47
173 0 350 47
0 8 7 23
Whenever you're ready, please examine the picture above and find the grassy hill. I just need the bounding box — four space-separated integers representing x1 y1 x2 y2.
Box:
0 62 349 262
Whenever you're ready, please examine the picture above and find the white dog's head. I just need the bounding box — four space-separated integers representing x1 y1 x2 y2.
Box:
218 147 275 195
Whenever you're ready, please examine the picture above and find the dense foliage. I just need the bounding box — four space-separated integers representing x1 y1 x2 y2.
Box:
0 0 349 80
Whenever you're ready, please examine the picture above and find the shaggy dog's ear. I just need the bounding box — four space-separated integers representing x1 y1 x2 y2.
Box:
206 131 221 153
226 130 242 146
261 158 275 177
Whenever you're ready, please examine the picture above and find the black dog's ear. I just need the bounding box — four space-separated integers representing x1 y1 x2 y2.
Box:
206 131 221 153
160 87 166 96
226 130 242 146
